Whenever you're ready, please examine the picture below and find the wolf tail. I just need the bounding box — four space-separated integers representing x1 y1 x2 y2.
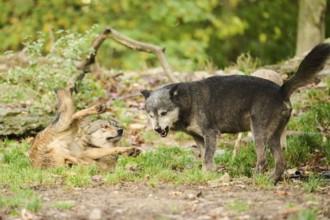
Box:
281 43 330 99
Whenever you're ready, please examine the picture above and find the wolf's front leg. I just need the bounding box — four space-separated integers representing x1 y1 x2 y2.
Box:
72 104 107 121
80 147 141 160
192 134 205 158
202 131 217 172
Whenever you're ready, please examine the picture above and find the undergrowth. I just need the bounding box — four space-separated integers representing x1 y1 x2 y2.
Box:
1 26 105 113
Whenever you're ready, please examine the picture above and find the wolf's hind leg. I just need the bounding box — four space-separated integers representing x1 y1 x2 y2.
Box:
192 134 204 158
268 130 286 184
252 125 268 174
52 89 75 132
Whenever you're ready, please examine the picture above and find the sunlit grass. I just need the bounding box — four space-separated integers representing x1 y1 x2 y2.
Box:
227 200 250 212
288 208 318 220
52 201 76 210
0 188 42 215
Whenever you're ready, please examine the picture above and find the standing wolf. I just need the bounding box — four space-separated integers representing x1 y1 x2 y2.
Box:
141 43 330 184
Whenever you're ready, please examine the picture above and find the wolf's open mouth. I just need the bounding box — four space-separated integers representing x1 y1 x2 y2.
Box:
159 127 169 138
106 136 121 142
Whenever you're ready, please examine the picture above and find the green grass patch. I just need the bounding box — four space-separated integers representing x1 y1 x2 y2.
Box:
107 145 219 186
288 208 318 220
52 201 75 210
227 200 250 212
215 143 256 178
286 85 330 168
303 175 324 193
0 188 42 215
253 173 275 190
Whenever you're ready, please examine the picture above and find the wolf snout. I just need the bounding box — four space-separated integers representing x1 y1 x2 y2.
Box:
154 126 169 137
117 128 123 136
154 126 162 133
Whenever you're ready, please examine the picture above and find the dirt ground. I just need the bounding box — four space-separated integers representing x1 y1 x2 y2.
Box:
5 179 329 220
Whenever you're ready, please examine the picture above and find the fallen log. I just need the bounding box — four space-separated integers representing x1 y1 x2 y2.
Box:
0 106 52 138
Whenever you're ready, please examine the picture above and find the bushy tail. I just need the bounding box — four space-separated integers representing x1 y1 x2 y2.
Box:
281 43 330 99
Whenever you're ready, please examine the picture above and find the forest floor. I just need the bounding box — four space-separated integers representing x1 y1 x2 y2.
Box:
7 179 330 220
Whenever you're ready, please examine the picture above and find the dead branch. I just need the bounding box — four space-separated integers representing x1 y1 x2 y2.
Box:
66 26 180 92
49 26 56 50
66 28 111 92
107 26 179 83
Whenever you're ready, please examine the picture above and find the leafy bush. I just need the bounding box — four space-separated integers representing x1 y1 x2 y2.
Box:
1 26 105 112
0 0 314 70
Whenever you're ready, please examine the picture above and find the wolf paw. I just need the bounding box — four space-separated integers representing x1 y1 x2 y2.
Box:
95 104 107 113
122 148 141 157
269 173 283 185
202 162 216 172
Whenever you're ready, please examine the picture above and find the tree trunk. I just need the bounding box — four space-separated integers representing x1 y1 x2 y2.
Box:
296 0 326 55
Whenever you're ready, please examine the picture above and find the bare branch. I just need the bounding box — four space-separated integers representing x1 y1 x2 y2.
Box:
49 26 56 51
67 28 111 92
66 26 181 92
107 26 180 83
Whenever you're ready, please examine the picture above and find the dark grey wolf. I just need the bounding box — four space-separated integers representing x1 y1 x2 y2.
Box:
141 43 330 184
29 88 140 170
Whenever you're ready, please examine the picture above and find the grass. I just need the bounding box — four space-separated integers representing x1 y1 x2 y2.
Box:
0 139 220 216
303 175 324 193
108 145 219 186
52 201 76 210
253 173 275 190
288 208 318 220
0 188 42 214
215 142 257 178
227 200 250 212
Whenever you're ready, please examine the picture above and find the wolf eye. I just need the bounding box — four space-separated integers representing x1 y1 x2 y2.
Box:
160 112 167 116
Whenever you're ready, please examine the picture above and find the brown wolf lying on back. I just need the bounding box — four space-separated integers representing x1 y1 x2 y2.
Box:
29 88 140 171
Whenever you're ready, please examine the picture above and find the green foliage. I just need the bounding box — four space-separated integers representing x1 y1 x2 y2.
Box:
215 143 256 178
286 84 330 168
285 134 325 168
0 188 42 215
227 200 249 212
52 201 76 210
288 208 318 220
253 174 275 190
110 146 218 185
0 0 314 71
303 175 324 193
229 52 260 74
1 27 105 112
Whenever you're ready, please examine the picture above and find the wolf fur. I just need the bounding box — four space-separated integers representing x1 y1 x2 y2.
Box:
141 43 330 183
233 69 285 158
29 88 140 170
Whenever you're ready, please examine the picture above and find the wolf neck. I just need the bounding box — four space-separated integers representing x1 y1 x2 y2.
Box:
171 102 199 134
170 83 200 134
76 135 99 149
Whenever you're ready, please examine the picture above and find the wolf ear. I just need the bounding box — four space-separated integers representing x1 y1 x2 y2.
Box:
141 90 151 99
169 84 180 101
